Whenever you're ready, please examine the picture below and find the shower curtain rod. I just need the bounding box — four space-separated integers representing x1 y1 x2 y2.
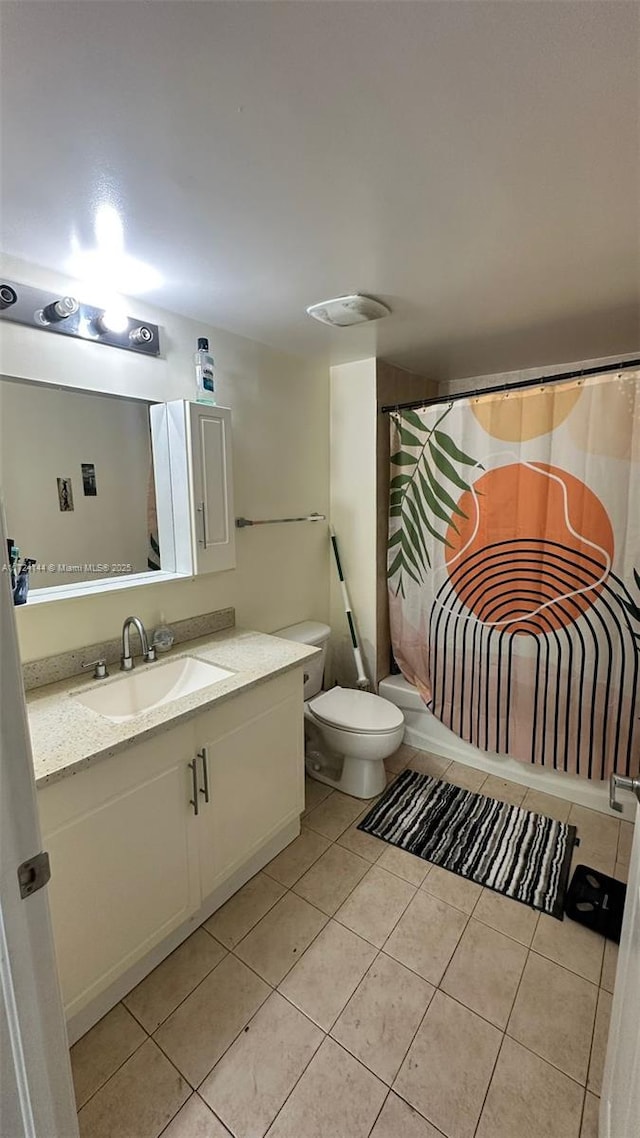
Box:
380 356 640 414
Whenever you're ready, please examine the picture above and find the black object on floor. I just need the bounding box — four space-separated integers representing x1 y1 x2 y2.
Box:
564 864 627 942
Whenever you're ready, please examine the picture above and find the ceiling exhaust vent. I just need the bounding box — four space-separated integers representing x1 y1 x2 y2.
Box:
306 294 391 327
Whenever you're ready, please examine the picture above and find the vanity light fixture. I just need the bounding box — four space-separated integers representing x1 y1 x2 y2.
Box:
0 279 161 357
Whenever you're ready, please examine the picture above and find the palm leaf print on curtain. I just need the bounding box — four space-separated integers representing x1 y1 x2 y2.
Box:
387 370 640 781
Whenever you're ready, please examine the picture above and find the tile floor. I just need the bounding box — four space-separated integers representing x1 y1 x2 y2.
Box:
71 746 633 1138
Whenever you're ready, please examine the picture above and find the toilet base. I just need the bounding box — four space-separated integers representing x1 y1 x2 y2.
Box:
305 753 387 800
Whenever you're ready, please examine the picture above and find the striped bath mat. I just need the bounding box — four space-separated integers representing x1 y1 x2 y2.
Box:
358 769 577 919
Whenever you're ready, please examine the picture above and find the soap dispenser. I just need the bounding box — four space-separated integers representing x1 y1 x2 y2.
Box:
152 613 175 653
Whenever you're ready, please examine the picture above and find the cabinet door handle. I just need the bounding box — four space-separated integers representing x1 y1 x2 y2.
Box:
188 758 199 815
196 501 207 547
198 747 210 803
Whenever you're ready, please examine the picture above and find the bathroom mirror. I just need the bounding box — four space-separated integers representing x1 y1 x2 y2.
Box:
0 376 164 598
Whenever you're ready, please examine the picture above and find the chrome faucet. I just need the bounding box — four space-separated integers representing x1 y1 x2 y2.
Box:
120 616 157 671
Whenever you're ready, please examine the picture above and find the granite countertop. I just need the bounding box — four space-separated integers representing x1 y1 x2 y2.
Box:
28 627 318 788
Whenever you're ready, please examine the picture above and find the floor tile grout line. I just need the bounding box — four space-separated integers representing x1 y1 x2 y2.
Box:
229 887 333 989
502 945 597 1090
246 1028 342 1138
525 946 601 996
121 995 156 1036
469 937 562 1133
122 939 230 1035
419 872 483 918
192 981 325 1114
527 939 605 988
471 1030 606 1137
471 905 539 948
230 876 306 939
326 953 437 1091
77 1032 192 1125
437 957 520 1036
155 1091 231 1138
151 971 274 1094
324 943 384 1035
147 945 276 1082
583 986 608 1099
331 876 418 950
500 1031 595 1094
289 844 373 914
199 924 227 951
365 1087 393 1138
376 902 479 1133
577 1087 591 1138
435 917 527 1032
275 970 371 1036
469 902 579 1136
205 872 289 951
73 1024 150 1115
133 947 232 1039
261 842 329 890
301 786 370 838
471 1029 510 1138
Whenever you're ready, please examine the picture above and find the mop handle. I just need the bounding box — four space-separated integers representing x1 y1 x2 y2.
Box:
329 527 370 690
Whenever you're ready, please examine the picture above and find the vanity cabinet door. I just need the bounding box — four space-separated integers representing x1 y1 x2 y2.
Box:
195 672 305 899
38 726 200 1021
189 402 236 574
150 399 236 577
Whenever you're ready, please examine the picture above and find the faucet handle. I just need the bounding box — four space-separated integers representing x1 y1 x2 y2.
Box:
82 658 109 679
144 646 157 663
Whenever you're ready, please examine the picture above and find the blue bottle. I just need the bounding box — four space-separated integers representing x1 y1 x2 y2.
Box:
194 337 216 404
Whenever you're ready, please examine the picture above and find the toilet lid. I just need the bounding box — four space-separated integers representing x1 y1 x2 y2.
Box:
308 687 404 734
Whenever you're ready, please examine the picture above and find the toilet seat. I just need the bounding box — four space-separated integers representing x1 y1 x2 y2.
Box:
308 687 404 735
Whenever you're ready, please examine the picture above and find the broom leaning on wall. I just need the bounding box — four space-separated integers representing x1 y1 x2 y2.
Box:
329 527 370 691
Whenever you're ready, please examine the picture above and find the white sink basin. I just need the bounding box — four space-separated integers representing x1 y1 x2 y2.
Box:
73 657 234 722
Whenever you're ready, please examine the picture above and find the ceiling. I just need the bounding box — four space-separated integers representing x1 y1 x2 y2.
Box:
1 0 639 380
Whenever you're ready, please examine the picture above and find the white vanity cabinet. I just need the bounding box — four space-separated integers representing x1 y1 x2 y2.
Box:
38 724 199 1021
37 669 304 1026
151 399 236 576
194 672 304 898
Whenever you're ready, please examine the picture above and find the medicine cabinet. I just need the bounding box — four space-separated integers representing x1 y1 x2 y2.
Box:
151 400 236 576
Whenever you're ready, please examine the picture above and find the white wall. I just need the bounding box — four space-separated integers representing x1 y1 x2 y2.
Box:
329 359 378 686
442 351 640 398
0 255 330 661
0 381 152 587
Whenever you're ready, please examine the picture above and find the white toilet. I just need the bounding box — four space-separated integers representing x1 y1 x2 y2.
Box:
276 621 405 799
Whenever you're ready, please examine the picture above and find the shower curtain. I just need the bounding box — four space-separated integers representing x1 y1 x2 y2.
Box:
388 370 640 781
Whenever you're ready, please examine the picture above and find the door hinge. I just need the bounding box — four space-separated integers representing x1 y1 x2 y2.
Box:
17 851 51 899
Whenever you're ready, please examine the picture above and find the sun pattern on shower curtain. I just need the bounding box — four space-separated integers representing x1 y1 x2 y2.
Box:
387 370 640 781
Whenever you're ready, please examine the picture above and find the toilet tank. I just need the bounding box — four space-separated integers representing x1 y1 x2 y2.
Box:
274 621 331 699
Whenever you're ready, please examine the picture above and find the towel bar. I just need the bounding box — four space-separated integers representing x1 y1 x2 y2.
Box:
235 513 326 528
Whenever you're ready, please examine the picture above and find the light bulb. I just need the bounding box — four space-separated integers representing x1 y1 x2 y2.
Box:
0 284 17 310
97 307 129 334
129 324 153 345
38 296 79 324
